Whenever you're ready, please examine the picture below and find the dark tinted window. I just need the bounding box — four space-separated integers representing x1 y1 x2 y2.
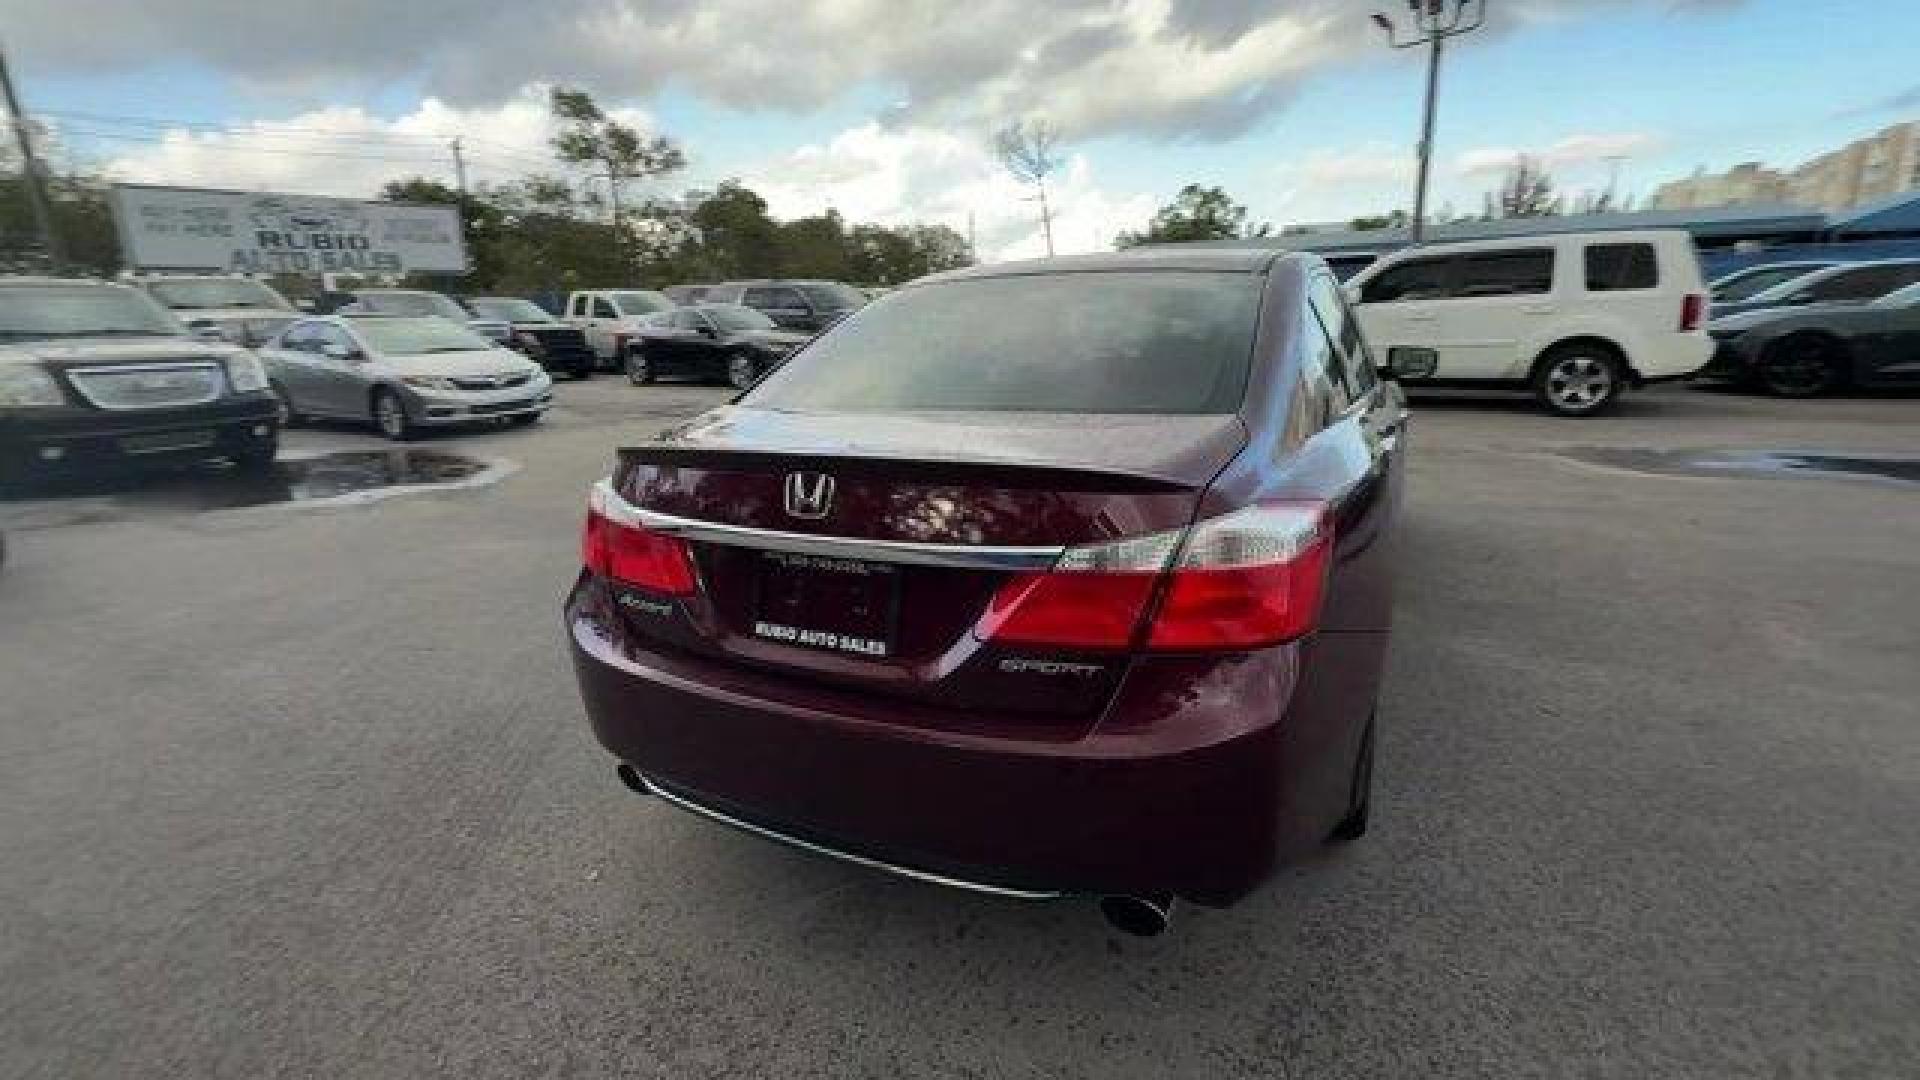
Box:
1308 274 1376 396
1361 257 1451 303
1456 249 1554 296
1585 243 1658 291
1804 263 1920 301
746 272 1262 414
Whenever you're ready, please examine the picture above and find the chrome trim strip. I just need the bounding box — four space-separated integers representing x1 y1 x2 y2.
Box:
633 769 1066 900
66 362 221 375
592 479 1064 570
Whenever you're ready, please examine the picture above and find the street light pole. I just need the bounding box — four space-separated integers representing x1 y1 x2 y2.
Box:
1372 1 1487 244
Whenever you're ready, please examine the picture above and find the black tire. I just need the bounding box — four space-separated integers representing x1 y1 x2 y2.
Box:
1327 713 1375 844
1757 333 1846 398
371 388 414 442
625 348 655 385
270 382 303 428
1532 344 1624 416
726 351 759 390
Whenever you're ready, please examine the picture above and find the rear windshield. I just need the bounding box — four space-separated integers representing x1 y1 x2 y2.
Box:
611 291 673 316
744 272 1262 415
798 282 866 309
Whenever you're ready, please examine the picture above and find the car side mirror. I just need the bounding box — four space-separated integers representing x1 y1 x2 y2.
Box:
698 324 718 338
1785 291 1814 304
190 324 230 343
322 343 364 363
1381 346 1438 380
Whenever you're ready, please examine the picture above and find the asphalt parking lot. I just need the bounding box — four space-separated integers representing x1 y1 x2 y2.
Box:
3 377 1917 1078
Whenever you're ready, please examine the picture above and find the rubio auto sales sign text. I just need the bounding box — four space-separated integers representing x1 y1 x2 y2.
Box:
110 185 469 275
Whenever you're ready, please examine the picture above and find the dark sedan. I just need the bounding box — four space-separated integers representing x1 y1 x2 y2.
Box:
567 249 1409 935
625 304 810 389
1702 281 1920 395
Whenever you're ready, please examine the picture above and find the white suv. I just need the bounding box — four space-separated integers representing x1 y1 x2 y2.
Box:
1346 229 1710 415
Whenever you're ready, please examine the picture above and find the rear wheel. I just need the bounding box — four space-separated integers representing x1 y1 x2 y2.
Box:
626 348 655 385
1758 333 1846 398
726 351 758 390
1533 345 1623 416
1327 713 1375 844
372 389 414 442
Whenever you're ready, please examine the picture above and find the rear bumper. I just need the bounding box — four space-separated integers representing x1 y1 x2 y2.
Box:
1632 335 1714 382
565 573 1352 904
0 394 278 478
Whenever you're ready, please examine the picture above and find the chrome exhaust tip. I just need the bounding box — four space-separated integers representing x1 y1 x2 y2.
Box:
1099 894 1174 937
616 761 649 796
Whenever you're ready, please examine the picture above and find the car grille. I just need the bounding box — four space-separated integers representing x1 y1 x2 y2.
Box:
470 395 545 415
66 363 224 411
522 325 588 349
449 372 533 391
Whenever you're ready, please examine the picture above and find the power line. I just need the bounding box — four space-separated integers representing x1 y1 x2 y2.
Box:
40 108 559 169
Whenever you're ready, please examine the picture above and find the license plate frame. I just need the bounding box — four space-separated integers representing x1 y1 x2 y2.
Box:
750 550 900 659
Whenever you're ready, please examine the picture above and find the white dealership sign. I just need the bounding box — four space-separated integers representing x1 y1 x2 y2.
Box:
110 184 469 275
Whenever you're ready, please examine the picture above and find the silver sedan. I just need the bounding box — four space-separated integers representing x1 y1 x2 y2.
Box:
258 315 552 441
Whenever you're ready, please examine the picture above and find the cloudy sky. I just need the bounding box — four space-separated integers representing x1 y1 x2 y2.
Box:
3 0 1916 260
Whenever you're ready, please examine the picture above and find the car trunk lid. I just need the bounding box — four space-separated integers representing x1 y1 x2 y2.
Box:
601 406 1246 720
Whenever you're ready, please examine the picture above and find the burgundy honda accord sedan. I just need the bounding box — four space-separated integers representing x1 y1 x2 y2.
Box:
566 248 1408 934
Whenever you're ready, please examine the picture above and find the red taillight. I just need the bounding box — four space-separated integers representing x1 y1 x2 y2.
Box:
1680 292 1705 332
978 501 1332 653
583 483 697 596
976 572 1159 649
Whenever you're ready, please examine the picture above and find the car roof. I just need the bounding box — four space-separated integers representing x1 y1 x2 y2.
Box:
1372 229 1694 259
921 247 1298 286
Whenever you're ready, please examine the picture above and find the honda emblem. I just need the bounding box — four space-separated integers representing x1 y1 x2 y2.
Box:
783 472 835 519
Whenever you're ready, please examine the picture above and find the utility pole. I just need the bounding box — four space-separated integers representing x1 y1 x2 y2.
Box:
449 136 469 199
1371 1 1487 244
0 41 63 270
967 211 978 263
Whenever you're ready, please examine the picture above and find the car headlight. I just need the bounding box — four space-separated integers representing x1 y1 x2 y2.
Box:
224 353 270 394
0 364 65 408
400 375 458 391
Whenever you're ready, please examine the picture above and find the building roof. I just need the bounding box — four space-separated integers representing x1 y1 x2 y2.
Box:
1827 189 1920 235
1183 203 1830 256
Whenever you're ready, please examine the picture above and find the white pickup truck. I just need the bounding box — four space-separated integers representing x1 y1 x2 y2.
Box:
562 289 677 370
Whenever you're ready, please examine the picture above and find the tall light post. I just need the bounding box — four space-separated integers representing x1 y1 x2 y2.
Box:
1372 1 1486 244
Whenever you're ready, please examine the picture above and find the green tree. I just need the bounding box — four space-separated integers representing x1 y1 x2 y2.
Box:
1115 184 1267 248
1349 209 1410 232
549 86 684 238
686 182 782 280
1485 155 1562 219
777 210 853 281
380 177 508 289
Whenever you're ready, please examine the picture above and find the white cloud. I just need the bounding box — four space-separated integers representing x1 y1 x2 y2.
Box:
91 86 651 200
743 122 1155 261
3 0 1729 147
1454 131 1665 177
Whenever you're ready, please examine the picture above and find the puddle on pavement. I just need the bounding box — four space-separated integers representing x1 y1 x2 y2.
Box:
4 450 503 518
1559 448 1920 487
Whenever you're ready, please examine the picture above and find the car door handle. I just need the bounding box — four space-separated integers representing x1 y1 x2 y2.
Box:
1520 304 1554 315
1404 313 1438 323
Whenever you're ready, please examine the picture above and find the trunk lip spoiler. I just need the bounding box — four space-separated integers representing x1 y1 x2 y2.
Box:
617 442 1201 493
592 479 1065 571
